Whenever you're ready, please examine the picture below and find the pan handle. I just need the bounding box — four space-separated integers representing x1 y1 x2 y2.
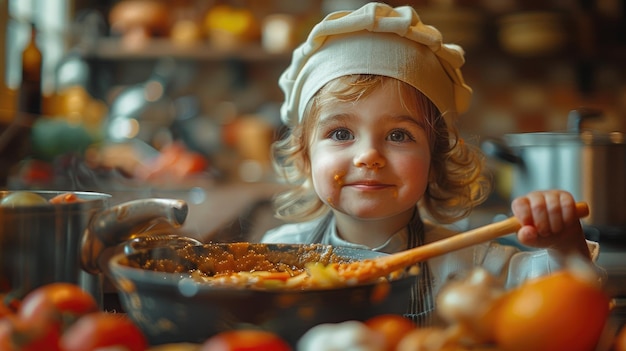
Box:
481 138 524 165
122 233 202 256
80 198 189 274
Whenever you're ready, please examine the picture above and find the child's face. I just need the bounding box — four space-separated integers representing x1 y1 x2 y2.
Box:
309 80 431 221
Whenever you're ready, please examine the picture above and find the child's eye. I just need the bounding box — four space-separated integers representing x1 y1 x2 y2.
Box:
329 128 354 141
388 129 415 143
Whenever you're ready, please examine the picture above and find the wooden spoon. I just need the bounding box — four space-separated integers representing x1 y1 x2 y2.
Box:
331 202 590 284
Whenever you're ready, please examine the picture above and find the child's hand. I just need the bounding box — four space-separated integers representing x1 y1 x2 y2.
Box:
511 190 590 259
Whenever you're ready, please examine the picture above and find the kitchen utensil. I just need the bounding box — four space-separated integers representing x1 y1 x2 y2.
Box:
108 242 416 346
332 202 589 284
482 109 626 234
0 190 187 304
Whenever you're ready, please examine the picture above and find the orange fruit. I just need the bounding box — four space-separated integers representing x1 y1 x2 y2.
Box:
494 270 610 351
365 314 415 351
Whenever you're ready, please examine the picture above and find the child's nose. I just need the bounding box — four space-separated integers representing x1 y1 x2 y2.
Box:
353 146 386 169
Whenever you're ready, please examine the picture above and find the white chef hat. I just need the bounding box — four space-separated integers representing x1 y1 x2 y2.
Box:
279 2 473 127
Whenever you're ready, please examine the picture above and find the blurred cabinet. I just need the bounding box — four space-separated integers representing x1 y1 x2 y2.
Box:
75 0 626 137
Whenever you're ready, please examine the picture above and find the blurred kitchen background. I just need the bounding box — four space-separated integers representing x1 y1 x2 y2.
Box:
1 0 625 326
0 0 625 238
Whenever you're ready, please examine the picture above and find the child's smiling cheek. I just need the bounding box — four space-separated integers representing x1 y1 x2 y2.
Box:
308 82 431 219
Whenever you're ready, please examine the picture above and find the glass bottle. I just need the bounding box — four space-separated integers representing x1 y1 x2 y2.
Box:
18 22 43 117
0 22 43 186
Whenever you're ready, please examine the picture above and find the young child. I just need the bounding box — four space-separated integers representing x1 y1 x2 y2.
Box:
261 2 598 324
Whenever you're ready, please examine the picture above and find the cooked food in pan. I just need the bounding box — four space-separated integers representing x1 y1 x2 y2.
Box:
120 242 416 290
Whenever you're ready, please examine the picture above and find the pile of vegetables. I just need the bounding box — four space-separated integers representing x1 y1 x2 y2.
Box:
295 262 622 351
2 262 625 350
0 283 145 351
195 261 624 351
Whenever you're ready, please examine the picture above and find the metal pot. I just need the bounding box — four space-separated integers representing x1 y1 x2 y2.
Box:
0 190 188 304
482 109 626 232
106 240 417 346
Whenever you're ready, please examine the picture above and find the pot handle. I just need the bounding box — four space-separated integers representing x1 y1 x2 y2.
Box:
481 138 523 165
567 108 603 132
80 198 188 274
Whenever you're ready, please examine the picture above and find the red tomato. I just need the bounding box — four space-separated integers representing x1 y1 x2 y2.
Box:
3 294 22 314
0 320 14 351
0 301 15 318
137 142 208 180
614 324 626 351
60 312 147 351
201 329 292 351
19 283 98 329
365 314 416 351
177 152 208 176
0 316 21 351
48 192 84 204
18 160 54 185
0 314 61 351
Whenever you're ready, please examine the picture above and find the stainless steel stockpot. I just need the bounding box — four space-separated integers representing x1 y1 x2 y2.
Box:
0 190 188 303
483 110 626 232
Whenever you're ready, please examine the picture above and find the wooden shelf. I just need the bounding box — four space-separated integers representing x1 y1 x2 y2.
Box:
84 37 292 62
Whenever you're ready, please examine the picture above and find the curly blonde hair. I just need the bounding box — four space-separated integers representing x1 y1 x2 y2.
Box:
272 75 491 224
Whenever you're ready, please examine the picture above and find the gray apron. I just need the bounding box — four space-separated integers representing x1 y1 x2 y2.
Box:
308 211 435 326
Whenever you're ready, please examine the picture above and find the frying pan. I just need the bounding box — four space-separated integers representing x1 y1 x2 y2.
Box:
106 202 590 346
107 240 417 346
